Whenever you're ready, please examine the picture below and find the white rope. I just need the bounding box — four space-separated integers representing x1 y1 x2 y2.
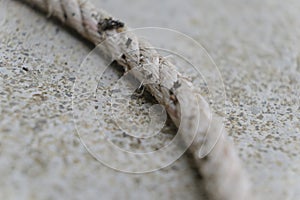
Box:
22 0 255 199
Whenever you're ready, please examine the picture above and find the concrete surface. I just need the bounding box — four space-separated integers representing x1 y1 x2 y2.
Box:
0 0 300 199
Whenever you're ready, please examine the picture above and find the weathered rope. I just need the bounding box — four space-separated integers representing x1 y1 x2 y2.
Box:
21 0 254 199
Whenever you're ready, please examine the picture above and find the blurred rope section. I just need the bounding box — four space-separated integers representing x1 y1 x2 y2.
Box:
20 0 256 199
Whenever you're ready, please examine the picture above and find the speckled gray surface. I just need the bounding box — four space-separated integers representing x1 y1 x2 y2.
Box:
1 0 300 199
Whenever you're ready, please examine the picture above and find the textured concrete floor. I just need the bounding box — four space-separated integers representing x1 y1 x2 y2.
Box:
0 0 300 199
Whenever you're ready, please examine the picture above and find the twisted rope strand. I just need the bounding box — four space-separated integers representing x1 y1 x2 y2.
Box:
21 0 255 199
